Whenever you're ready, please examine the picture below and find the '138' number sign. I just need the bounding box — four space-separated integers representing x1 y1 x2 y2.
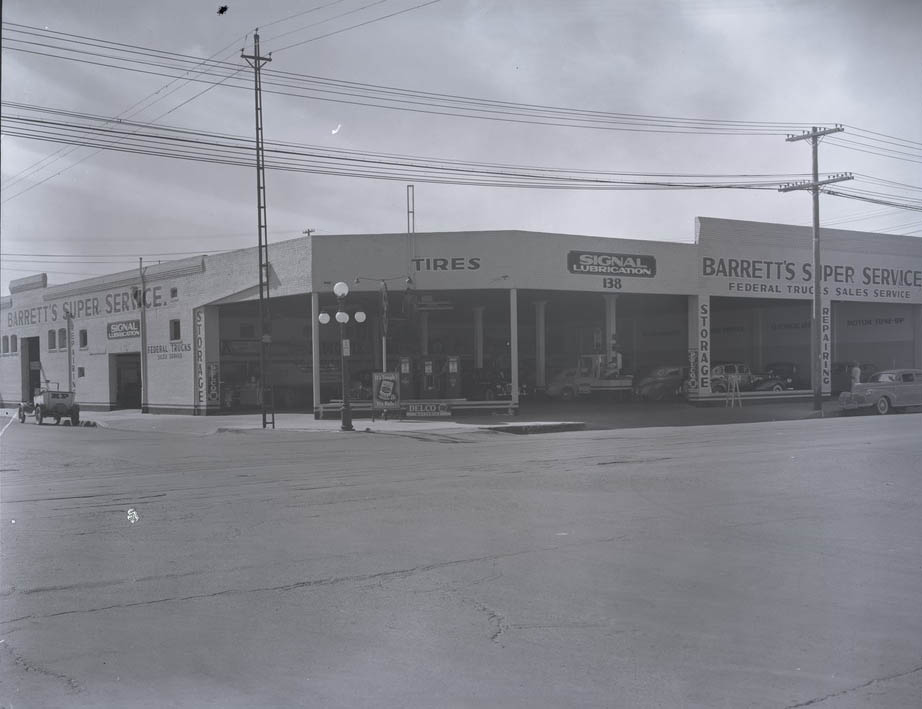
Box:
602 278 622 289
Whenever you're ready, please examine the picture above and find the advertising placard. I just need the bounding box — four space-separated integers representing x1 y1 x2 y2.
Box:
372 372 400 410
107 319 141 339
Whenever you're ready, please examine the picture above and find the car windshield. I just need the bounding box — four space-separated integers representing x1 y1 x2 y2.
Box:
868 372 898 383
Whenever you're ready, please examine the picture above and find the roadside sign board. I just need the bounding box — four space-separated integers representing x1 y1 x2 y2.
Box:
107 319 141 339
372 372 400 410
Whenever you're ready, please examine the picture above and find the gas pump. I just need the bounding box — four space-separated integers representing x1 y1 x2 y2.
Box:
419 357 439 398
444 355 461 397
398 356 415 399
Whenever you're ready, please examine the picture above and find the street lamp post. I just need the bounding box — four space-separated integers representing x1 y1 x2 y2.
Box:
318 281 366 432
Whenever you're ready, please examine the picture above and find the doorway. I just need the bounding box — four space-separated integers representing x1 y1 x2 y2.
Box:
21 336 41 401
114 353 142 409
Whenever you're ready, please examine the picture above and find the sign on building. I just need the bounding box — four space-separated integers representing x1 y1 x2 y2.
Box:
107 319 141 339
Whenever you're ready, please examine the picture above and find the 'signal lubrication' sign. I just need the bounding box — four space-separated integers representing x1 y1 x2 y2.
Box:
567 251 656 277
107 319 141 339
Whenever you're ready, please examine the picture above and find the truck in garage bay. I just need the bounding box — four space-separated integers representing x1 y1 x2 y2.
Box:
545 354 633 401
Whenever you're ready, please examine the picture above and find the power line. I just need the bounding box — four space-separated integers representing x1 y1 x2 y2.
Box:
2 24 827 135
0 1 355 195
2 109 828 192
270 0 447 53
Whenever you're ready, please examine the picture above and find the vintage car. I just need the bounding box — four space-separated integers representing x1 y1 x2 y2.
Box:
762 361 806 390
839 369 922 415
633 365 688 401
710 363 759 392
710 362 788 393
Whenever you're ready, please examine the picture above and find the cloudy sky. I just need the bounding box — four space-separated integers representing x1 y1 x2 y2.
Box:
2 0 920 295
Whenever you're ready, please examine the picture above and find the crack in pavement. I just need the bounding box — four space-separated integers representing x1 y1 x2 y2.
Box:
784 664 922 708
0 548 539 624
1 640 82 693
0 534 631 625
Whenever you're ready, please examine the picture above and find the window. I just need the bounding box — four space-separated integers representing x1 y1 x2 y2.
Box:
170 287 178 299
1 336 8 354
240 324 256 339
78 367 86 378
901 372 915 383
170 319 181 341
58 328 67 350
10 335 17 353
48 329 56 350
79 329 88 348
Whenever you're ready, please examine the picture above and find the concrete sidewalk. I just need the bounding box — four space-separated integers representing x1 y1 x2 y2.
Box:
2 397 864 437
0 407 586 436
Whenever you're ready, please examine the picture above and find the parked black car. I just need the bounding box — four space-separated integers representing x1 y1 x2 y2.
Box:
634 365 688 401
762 361 806 390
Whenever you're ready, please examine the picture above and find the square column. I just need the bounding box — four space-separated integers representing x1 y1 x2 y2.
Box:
509 288 519 410
534 300 547 388
603 294 619 368
311 293 321 417
472 306 484 369
419 311 429 356
193 305 221 415
914 304 922 368
687 295 711 394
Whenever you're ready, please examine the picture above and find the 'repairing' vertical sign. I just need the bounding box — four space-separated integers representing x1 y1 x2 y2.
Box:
821 303 831 393
698 299 711 392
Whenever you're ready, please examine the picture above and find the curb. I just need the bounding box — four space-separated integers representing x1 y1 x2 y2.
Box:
480 422 586 435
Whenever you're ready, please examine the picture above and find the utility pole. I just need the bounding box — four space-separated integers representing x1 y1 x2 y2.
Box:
407 184 415 233
139 257 149 414
779 125 852 412
242 30 275 429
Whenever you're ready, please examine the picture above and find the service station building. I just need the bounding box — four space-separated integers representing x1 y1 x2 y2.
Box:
2 217 921 415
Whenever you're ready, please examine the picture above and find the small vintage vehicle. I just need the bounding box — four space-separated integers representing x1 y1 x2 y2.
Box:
711 362 788 393
762 361 806 390
18 386 80 425
546 354 633 401
633 365 688 401
839 369 922 415
710 363 759 392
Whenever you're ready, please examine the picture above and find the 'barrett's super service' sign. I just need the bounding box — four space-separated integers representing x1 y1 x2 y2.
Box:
568 251 656 277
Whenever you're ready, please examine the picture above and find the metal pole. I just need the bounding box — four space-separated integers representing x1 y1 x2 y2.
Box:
339 307 353 431
139 257 149 413
242 31 274 429
407 184 415 233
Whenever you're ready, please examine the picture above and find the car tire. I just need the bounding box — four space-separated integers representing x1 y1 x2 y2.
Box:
35 406 43 425
875 396 891 415
18 407 26 423
54 416 62 425
770 383 784 392
560 387 575 402
713 383 727 393
72 408 80 426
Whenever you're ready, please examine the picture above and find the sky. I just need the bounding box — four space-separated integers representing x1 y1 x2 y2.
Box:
2 0 921 295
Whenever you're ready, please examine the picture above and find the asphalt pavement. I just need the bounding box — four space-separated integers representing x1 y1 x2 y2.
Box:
1 410 920 707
